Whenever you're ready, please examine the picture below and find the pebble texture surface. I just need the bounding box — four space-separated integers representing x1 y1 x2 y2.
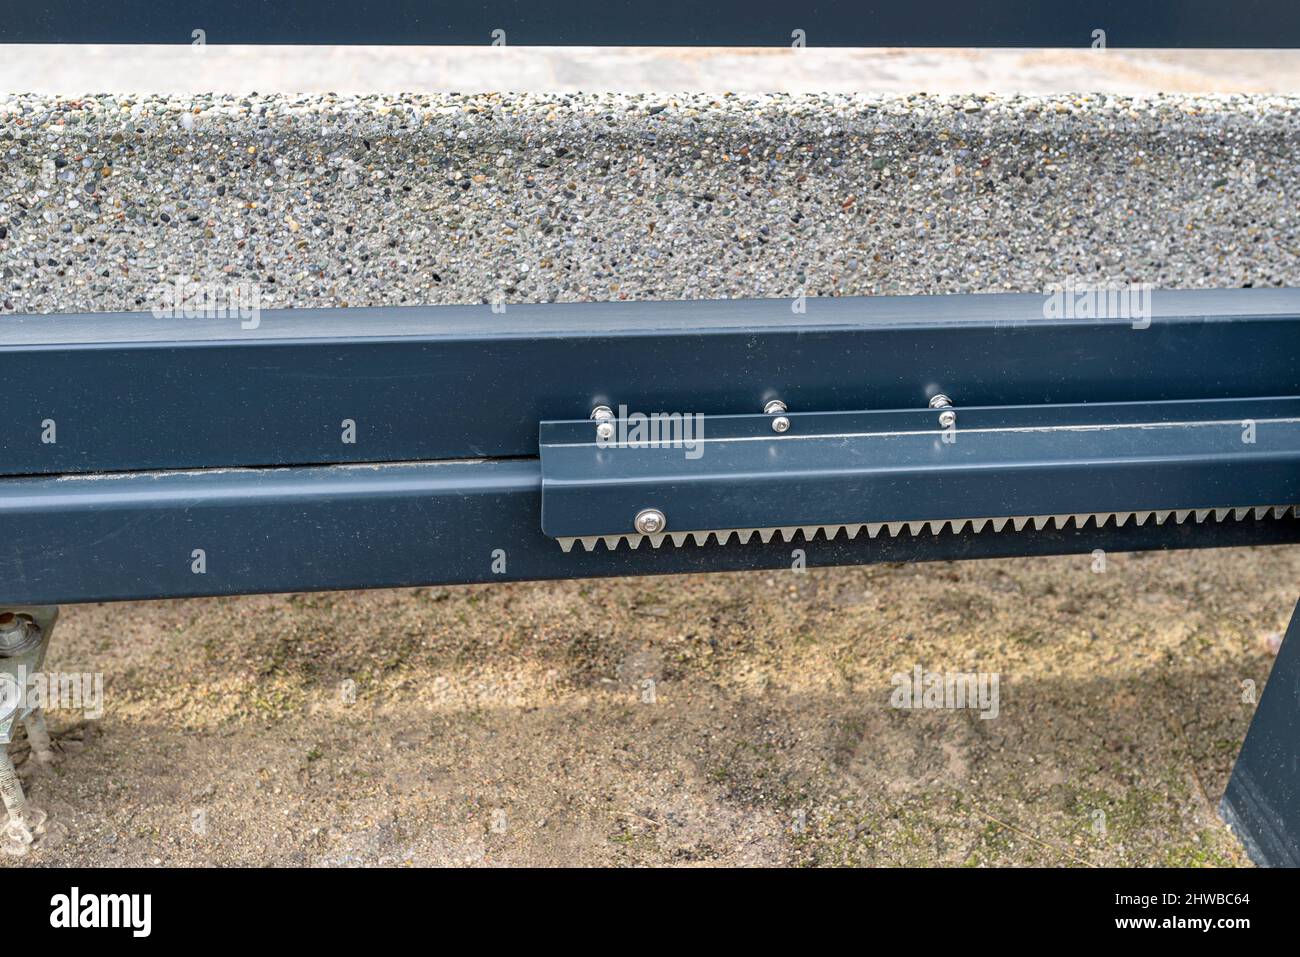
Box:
2 92 1299 314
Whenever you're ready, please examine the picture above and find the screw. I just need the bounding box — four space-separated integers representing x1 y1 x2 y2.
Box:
634 508 667 534
929 394 956 428
591 405 615 442
764 399 790 433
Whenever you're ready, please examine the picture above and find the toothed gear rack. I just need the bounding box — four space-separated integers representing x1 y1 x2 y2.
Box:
542 398 1300 552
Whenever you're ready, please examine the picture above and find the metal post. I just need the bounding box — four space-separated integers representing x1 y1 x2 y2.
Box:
1220 599 1300 866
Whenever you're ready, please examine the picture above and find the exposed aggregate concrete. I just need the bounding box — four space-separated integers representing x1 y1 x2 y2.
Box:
3 92 1299 314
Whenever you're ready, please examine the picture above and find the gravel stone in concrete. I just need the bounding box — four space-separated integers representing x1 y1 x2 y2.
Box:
2 92 1298 315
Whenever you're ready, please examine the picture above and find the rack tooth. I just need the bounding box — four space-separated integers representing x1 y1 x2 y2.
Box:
555 504 1299 552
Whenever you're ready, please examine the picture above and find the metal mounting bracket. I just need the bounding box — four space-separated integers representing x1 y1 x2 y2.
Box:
0 606 60 857
539 396 1300 549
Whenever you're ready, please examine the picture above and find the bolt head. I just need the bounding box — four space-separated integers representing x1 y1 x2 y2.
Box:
0 615 38 658
596 421 615 442
634 508 667 534
771 415 791 433
938 410 957 428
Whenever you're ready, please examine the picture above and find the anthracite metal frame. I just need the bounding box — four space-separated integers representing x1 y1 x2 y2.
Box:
3 289 1299 605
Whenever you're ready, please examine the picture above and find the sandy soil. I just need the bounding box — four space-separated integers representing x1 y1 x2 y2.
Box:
5 543 1297 867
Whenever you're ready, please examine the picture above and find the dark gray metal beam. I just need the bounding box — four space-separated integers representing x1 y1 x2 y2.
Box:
1 458 1298 606
4 290 1300 477
2 289 1298 603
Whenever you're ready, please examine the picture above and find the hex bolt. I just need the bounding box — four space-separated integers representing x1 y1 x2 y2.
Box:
764 399 791 434
0 615 38 658
591 405 616 442
634 508 667 534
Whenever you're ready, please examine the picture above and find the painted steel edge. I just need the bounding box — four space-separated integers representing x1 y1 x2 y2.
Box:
2 459 1299 604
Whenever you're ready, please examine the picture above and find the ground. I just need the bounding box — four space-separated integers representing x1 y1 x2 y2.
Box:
6 543 1296 867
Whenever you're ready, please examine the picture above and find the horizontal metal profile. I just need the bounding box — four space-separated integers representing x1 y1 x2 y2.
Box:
2 459 1298 605
4 290 1300 477
2 289 1299 602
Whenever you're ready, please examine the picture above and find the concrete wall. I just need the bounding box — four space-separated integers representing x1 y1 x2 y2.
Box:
3 91 1298 315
